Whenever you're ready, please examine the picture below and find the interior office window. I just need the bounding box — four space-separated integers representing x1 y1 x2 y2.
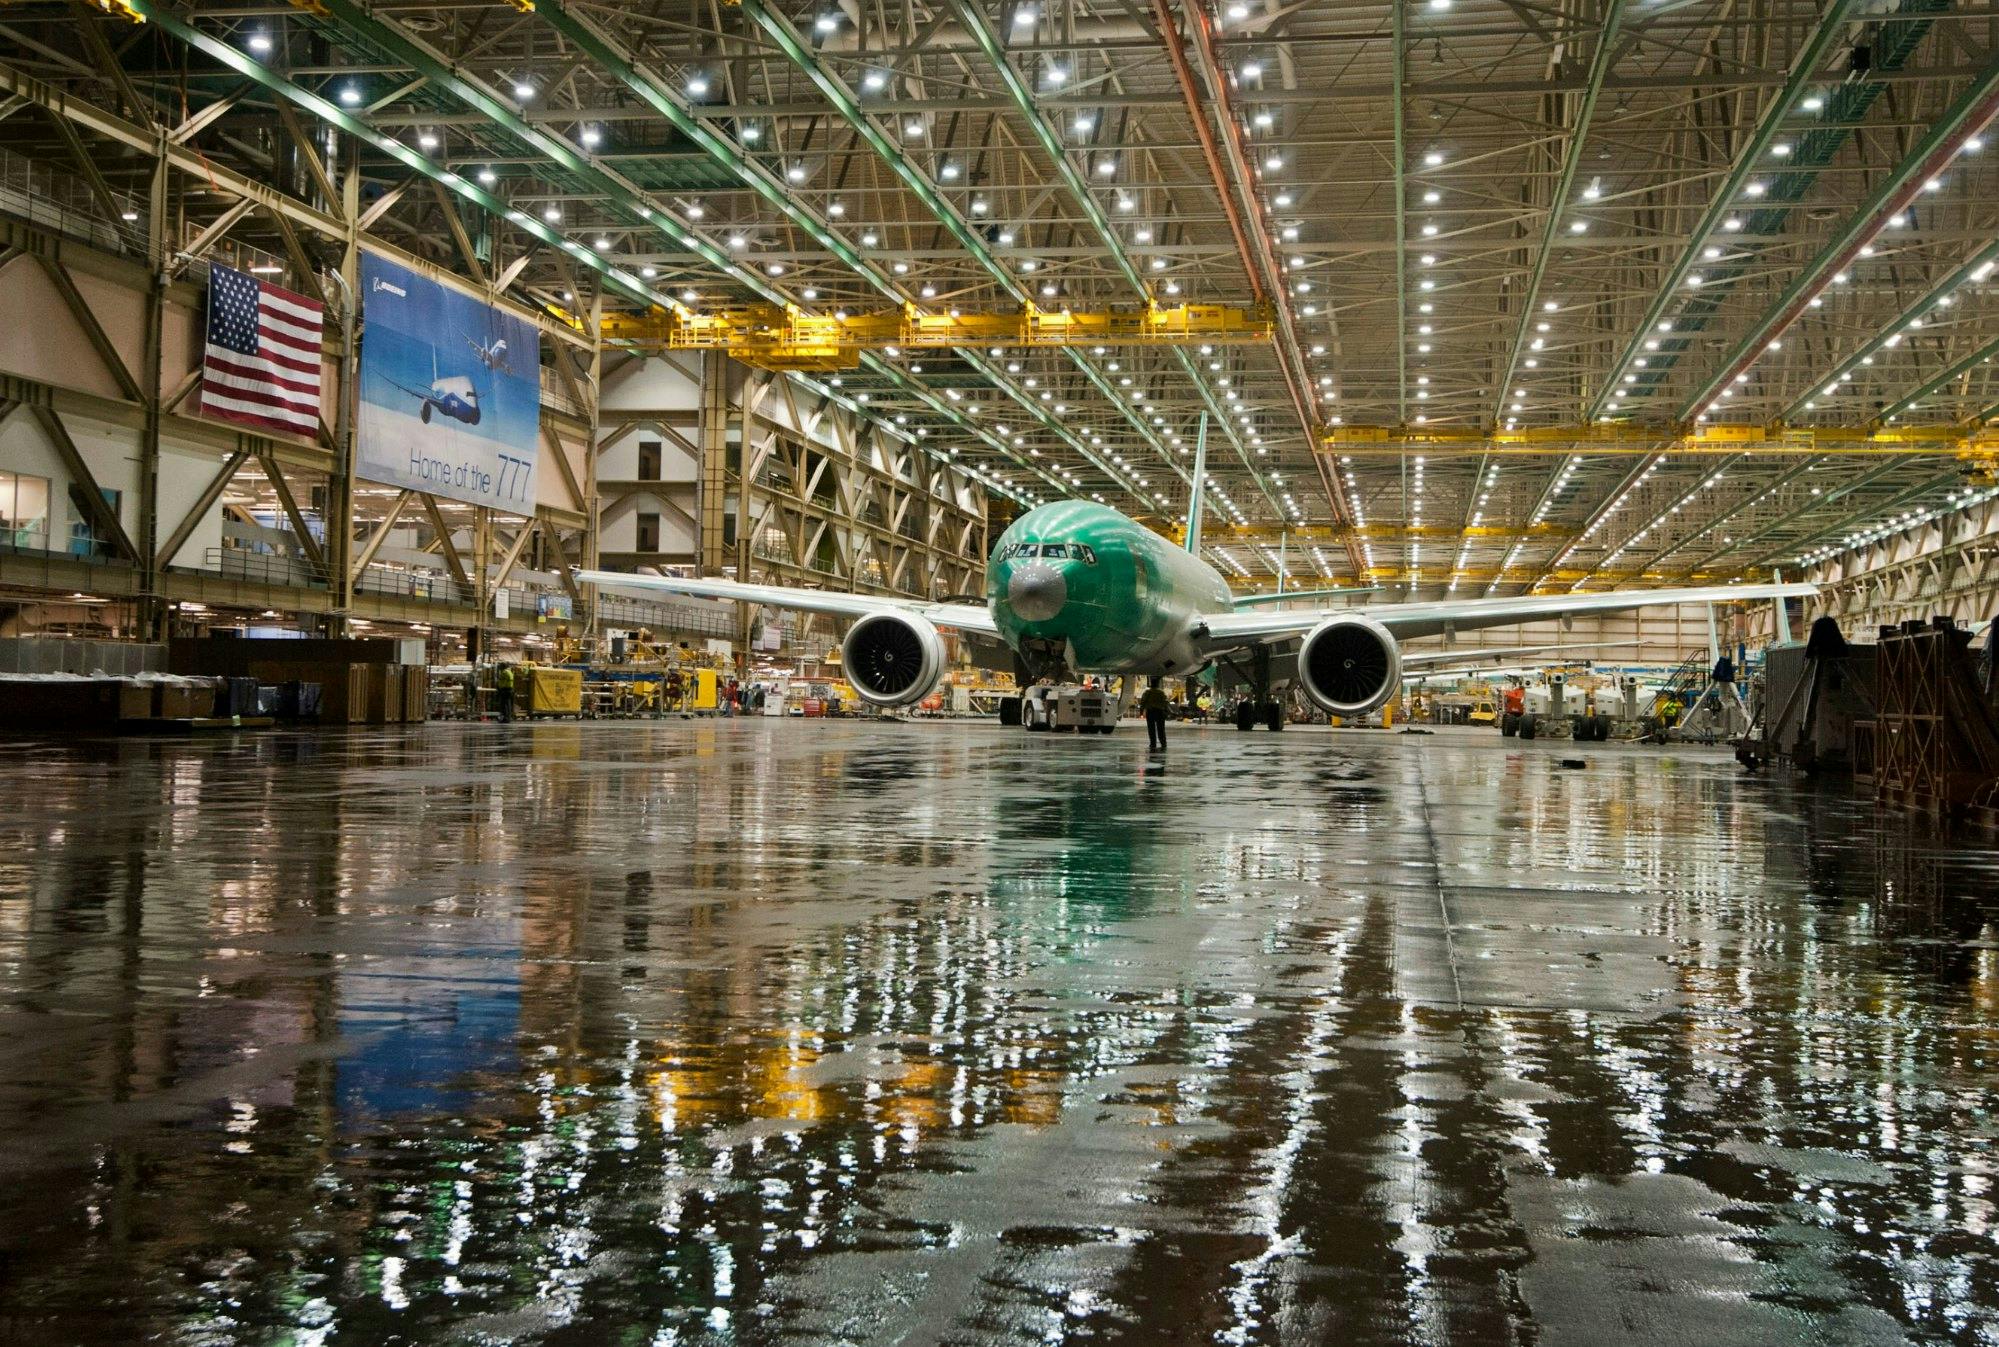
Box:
637 440 662 481
0 472 51 550
636 512 660 553
68 487 122 558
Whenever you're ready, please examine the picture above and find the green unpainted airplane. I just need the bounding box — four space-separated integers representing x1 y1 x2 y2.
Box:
581 496 1811 731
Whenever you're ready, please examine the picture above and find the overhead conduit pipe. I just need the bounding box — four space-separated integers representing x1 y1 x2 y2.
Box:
1152 0 1364 579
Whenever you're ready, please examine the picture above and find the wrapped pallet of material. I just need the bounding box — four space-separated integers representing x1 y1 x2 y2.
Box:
155 681 216 720
408 666 430 721
522 666 582 717
365 666 403 724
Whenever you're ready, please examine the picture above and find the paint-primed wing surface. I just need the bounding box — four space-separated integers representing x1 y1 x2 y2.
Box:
1198 582 1816 650
576 570 1000 636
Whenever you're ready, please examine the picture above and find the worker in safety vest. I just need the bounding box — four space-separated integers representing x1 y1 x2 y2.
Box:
493 663 516 723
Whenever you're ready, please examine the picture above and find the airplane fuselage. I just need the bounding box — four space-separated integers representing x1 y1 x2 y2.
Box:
985 501 1233 676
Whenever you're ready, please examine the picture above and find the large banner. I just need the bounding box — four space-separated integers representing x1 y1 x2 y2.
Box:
356 252 541 511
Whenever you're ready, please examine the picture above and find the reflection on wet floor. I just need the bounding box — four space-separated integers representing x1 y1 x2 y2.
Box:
1 721 1997 1344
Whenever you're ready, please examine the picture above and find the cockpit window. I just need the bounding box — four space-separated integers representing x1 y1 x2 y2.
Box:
997 540 1097 564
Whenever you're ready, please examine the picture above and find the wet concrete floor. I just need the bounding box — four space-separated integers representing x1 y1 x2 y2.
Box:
2 719 1998 1344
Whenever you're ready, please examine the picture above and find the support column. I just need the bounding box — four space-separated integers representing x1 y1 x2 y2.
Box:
698 350 730 577
327 139 362 635
471 505 491 659
581 289 603 631
137 144 169 639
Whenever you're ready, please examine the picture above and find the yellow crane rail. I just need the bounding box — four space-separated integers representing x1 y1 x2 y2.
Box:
583 301 1274 370
1213 522 1576 543
1325 422 1999 467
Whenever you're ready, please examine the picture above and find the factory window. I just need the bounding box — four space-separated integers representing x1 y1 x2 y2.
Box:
67 487 122 559
637 440 662 481
0 471 51 551
636 512 660 553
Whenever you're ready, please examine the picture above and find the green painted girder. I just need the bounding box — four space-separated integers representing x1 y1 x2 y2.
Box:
1490 0 1627 426
1677 60 1999 419
856 358 1060 502
532 0 908 305
734 0 1032 308
305 0 789 307
1781 239 1999 421
1586 0 1867 421
1881 335 1999 423
122 0 667 312
1734 462 1956 568
1613 0 1948 415
957 349 1145 495
942 0 1148 300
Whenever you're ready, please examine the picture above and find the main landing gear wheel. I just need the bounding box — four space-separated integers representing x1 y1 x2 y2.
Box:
1518 713 1539 740
1263 701 1283 731
1234 702 1256 732
1501 712 1519 737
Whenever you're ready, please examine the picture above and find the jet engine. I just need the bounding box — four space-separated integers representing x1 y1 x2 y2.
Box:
841 611 948 707
1297 615 1402 716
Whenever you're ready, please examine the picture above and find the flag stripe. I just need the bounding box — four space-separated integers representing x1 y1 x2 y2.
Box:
257 312 323 348
202 262 324 439
202 359 321 408
256 288 323 324
201 389 319 432
205 347 322 396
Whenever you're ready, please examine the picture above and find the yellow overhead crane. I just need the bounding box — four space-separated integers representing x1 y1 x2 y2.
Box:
1325 421 1999 475
574 300 1275 370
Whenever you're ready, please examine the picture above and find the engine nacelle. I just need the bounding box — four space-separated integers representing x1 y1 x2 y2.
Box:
1297 615 1402 716
841 610 948 707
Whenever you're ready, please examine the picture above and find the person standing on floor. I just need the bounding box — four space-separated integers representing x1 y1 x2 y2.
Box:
493 662 515 724
1140 678 1171 752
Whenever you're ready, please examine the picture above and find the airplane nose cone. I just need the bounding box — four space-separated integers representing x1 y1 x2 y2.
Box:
1007 562 1067 622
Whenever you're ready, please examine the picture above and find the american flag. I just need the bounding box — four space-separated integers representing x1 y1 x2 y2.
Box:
201 263 324 438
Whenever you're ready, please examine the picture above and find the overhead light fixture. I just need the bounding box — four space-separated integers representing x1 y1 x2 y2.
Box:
862 70 888 92
688 74 711 97
339 85 364 106
512 80 533 101
247 32 272 53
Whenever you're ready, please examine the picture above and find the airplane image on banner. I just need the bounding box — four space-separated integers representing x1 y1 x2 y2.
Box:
463 332 514 376
581 416 1813 732
380 347 484 427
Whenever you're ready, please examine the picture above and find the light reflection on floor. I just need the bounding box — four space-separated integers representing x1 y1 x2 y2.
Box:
0 720 1996 1344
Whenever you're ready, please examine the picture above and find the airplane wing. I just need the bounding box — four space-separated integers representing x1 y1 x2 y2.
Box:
1197 581 1815 650
576 570 999 636
1230 586 1383 608
1400 639 1645 667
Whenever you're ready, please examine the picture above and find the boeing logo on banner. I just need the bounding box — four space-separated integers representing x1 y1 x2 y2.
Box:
371 277 408 297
